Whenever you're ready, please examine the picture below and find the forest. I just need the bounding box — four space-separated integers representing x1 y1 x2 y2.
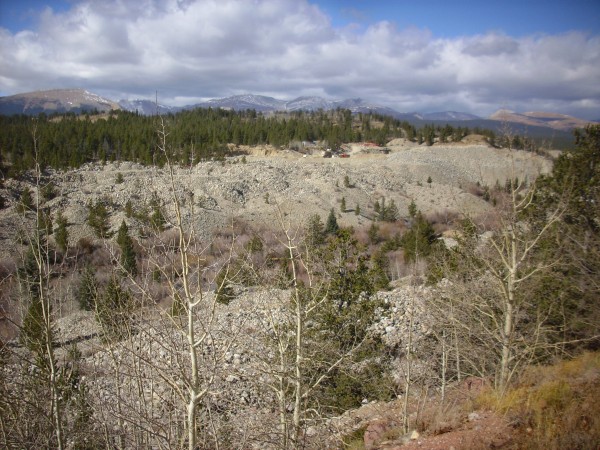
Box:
0 107 535 175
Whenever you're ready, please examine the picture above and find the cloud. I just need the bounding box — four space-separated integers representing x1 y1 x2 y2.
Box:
0 0 599 119
462 33 519 56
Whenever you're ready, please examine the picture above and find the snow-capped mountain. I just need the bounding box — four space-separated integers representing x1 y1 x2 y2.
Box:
2 89 594 132
191 94 287 112
0 88 120 115
118 99 177 115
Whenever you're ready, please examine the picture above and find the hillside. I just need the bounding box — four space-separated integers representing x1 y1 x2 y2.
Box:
0 122 598 449
0 140 552 260
0 88 120 115
489 109 593 131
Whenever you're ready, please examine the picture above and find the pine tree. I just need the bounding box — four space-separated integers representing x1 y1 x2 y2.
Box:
86 200 111 238
96 277 133 341
401 211 436 263
149 193 166 232
54 211 68 253
76 265 98 311
124 199 134 218
368 223 380 244
305 214 325 247
117 220 137 276
340 197 346 212
408 199 418 219
325 208 339 234
385 199 399 222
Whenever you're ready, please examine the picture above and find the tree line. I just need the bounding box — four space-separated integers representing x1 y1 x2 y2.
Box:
0 107 510 176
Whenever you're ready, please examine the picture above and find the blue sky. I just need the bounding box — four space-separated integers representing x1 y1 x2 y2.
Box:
1 0 599 118
318 0 599 37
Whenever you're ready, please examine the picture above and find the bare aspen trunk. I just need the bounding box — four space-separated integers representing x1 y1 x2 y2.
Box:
402 294 415 434
289 239 303 448
32 126 64 450
441 329 447 405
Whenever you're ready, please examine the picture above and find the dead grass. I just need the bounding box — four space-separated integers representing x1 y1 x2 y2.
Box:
475 352 600 450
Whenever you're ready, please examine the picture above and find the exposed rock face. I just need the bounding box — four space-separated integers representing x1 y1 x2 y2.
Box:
0 142 551 260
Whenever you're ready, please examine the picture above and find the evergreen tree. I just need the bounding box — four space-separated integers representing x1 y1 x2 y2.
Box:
402 211 436 263
149 193 166 232
96 277 133 341
368 223 380 244
370 249 390 291
408 199 418 219
117 220 137 276
18 249 49 364
355 204 360 216
325 208 339 234
385 199 399 222
305 214 325 248
215 265 236 305
37 208 53 237
86 200 111 238
17 187 34 214
340 197 346 212
124 199 134 218
41 182 57 201
54 211 68 253
76 265 98 311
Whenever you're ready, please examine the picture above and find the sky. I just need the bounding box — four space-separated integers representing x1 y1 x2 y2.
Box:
0 0 599 119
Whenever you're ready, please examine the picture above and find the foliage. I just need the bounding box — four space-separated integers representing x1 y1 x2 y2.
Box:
305 213 325 248
344 175 351 188
117 220 137 276
17 187 34 214
325 208 339 234
0 109 539 172
149 192 166 232
54 210 68 252
529 124 600 349
215 264 236 305
37 208 53 237
408 199 417 218
402 211 436 263
245 235 263 253
40 181 57 201
96 276 133 340
86 199 111 238
374 197 398 222
76 264 98 311
305 229 393 411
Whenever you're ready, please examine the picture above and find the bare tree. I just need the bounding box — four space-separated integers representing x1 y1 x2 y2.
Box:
430 141 567 392
244 205 386 448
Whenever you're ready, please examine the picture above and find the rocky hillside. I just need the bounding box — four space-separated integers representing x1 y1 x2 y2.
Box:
4 133 599 449
0 139 552 260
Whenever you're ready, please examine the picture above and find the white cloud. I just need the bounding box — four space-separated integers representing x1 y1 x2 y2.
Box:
0 0 599 119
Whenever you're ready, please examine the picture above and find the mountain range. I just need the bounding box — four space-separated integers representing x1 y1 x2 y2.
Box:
0 88 595 132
